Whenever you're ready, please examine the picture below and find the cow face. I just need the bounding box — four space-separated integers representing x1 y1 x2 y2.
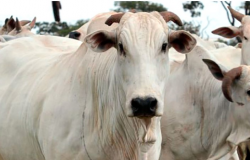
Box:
212 7 250 65
85 12 196 118
212 19 250 65
203 59 250 107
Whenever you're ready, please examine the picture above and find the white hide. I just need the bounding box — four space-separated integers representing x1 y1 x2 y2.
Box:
0 12 196 160
68 11 119 41
160 44 250 160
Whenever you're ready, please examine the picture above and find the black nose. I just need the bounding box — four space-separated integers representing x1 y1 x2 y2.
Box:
69 31 81 40
131 97 157 117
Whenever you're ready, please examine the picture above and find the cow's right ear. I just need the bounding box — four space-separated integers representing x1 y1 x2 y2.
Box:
84 30 116 53
212 26 242 38
202 59 227 81
7 18 15 32
169 30 196 53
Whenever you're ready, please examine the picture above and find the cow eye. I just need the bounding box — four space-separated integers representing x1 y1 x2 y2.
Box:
162 43 168 53
244 36 248 41
119 43 126 57
247 90 250 96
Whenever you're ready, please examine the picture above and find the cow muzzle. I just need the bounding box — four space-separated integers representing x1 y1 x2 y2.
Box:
69 31 81 40
131 97 157 117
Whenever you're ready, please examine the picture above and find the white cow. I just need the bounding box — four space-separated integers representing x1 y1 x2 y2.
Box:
0 11 196 160
212 6 250 66
212 6 250 160
68 11 119 41
160 43 250 160
169 35 241 73
0 16 31 36
168 36 241 160
8 17 36 37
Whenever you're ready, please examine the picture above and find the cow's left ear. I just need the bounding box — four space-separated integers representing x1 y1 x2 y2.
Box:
7 18 15 32
169 30 196 53
212 26 242 38
202 59 227 81
85 30 116 52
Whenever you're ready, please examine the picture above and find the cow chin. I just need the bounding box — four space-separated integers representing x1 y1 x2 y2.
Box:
137 117 160 152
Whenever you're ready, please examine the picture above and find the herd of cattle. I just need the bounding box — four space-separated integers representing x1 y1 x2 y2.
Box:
0 6 250 160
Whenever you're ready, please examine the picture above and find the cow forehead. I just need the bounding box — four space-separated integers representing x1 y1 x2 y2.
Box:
120 12 165 29
118 13 167 45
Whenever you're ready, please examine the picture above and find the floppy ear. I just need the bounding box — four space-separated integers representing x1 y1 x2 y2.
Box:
84 30 116 52
202 59 226 80
169 30 196 53
203 60 242 103
212 26 242 38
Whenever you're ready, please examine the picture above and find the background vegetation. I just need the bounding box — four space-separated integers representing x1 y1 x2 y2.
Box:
30 1 250 45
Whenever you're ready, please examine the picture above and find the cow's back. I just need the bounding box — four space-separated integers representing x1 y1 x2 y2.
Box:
0 35 84 160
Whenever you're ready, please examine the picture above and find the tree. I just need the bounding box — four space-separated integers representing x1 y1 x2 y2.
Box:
113 1 167 12
34 19 88 36
242 1 250 15
219 1 250 43
183 1 204 17
169 21 201 35
220 1 235 26
176 1 204 36
113 1 204 36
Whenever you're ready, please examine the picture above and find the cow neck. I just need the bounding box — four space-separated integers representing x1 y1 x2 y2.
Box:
192 72 233 159
196 74 250 159
162 45 236 160
75 46 140 160
184 48 249 159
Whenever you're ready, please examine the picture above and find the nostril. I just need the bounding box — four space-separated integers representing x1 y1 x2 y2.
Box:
149 98 157 112
150 105 156 112
131 98 140 112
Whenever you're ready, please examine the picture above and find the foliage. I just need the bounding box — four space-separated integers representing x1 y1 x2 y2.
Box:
240 1 250 15
219 1 248 44
183 1 204 17
169 21 201 36
178 1 204 35
34 19 88 36
113 1 167 12
113 1 202 36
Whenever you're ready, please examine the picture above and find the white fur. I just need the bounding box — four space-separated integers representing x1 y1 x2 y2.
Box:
160 44 250 160
0 12 194 160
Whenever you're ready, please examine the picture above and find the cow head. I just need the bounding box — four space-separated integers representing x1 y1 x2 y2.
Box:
212 6 250 65
85 11 196 119
69 12 120 41
8 17 35 37
203 59 250 107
